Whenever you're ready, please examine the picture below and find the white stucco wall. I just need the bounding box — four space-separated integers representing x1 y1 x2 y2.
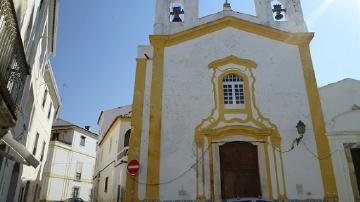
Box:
95 119 130 202
138 27 325 200
320 78 360 202
0 1 60 201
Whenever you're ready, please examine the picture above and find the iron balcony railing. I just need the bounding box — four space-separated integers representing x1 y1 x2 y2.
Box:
0 0 30 120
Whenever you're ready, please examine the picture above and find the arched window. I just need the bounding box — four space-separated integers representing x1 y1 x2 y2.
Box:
124 129 131 147
222 74 245 108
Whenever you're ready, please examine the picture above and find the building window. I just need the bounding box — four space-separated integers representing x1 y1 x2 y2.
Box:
40 142 46 161
80 136 86 146
222 74 245 108
72 187 80 198
109 137 112 153
48 102 52 119
104 177 109 192
51 132 59 141
124 129 131 147
32 133 40 155
42 89 48 108
75 162 83 181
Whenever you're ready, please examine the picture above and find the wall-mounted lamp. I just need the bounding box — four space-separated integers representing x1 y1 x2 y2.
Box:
295 120 306 145
296 120 306 135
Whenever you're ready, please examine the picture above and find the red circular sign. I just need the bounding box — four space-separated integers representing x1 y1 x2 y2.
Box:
127 160 140 175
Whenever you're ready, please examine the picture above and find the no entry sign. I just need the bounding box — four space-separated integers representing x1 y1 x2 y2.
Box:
127 160 140 175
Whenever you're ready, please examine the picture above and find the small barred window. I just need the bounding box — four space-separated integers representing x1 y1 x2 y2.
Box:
222 74 245 108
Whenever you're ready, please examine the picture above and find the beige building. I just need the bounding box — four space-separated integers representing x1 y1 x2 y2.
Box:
40 119 98 201
0 0 61 201
93 106 131 202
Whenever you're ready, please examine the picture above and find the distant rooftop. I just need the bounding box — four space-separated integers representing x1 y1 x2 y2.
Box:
97 105 132 124
53 118 98 137
53 118 74 127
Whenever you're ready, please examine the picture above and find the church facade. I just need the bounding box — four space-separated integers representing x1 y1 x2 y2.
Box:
125 0 338 201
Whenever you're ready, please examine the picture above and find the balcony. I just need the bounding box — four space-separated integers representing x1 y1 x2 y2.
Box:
116 146 129 164
0 0 30 133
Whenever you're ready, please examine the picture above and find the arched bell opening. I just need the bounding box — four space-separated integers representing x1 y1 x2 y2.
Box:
271 0 287 21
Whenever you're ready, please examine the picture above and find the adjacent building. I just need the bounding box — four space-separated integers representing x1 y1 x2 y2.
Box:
320 78 360 202
40 118 98 201
93 106 131 202
0 0 61 202
125 0 339 201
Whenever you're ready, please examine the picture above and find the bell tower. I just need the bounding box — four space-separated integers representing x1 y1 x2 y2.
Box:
154 0 199 34
255 0 307 32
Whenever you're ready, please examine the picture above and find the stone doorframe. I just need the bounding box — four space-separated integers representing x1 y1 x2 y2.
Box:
212 136 270 200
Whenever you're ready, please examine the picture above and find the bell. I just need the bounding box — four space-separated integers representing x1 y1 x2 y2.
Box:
172 14 182 22
272 4 286 21
171 6 184 22
275 13 284 20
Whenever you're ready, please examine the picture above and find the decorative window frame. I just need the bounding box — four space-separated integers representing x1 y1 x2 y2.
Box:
208 55 257 123
218 70 250 114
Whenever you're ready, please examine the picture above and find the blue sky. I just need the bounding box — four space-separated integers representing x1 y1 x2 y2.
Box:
51 0 360 131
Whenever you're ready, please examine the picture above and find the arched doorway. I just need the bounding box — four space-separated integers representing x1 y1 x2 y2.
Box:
220 141 261 199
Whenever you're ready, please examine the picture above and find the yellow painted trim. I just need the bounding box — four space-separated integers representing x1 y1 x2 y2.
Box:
144 39 165 200
299 44 338 199
149 16 314 47
125 58 147 202
209 138 215 200
51 142 96 158
209 55 257 69
98 117 130 146
264 142 273 199
194 55 287 200
43 172 93 183
272 146 281 197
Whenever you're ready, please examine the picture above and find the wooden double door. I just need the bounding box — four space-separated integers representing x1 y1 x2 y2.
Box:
220 141 261 199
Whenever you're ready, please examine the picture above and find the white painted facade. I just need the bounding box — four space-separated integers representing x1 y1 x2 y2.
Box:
0 0 60 202
127 0 338 201
320 78 360 202
93 107 131 202
40 119 98 201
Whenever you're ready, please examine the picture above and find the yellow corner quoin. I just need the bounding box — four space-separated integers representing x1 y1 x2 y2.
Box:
299 44 338 199
144 40 165 200
125 58 147 202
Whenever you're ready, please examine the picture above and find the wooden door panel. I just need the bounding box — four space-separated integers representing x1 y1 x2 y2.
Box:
220 142 261 199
